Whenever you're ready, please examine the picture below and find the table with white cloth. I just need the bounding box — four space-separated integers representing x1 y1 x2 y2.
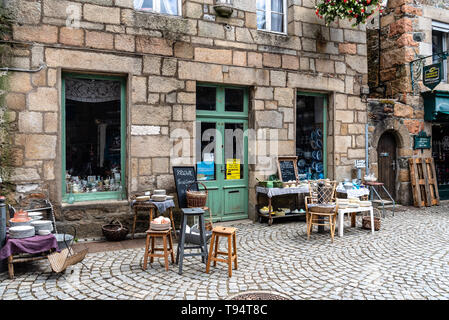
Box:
256 185 370 226
337 206 375 237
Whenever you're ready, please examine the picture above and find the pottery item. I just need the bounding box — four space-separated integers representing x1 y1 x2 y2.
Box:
166 195 174 200
153 189 166 195
30 220 53 233
316 128 322 138
304 151 312 159
27 211 44 220
9 219 32 228
9 226 36 239
151 194 167 202
38 230 51 236
316 139 323 149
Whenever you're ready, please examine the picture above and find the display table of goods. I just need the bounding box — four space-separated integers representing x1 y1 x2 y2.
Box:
256 180 310 226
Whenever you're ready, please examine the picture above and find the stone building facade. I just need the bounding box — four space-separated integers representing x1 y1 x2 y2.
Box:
2 0 368 237
367 0 449 205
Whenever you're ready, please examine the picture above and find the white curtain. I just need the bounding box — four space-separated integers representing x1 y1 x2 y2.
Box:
271 0 283 32
271 0 283 13
134 0 144 10
161 0 177 15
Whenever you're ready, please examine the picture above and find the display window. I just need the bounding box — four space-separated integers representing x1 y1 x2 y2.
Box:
296 93 328 180
62 74 126 203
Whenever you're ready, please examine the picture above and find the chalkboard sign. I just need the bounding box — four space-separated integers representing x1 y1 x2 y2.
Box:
277 156 298 182
173 166 198 208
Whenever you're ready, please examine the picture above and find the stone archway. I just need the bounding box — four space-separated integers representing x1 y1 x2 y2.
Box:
369 118 413 205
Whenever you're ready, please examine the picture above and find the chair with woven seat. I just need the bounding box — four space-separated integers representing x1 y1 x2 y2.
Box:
306 202 339 242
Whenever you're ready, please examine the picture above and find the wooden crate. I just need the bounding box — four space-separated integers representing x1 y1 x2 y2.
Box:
408 158 440 207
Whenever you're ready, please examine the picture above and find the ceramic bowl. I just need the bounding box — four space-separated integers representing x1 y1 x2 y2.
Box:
38 229 51 236
153 189 166 195
151 194 167 202
150 222 170 231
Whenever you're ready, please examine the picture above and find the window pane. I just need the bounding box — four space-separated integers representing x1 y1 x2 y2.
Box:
296 95 326 180
137 0 153 10
432 31 444 63
271 0 283 13
257 10 266 30
196 86 216 111
196 122 217 181
257 0 266 10
160 0 178 15
65 78 123 194
225 88 244 112
225 123 244 180
271 13 283 32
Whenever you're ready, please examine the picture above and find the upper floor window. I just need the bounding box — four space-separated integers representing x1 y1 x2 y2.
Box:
134 0 181 16
256 0 287 34
432 21 449 82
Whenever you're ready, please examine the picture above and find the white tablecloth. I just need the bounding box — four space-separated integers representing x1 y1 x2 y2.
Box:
256 185 370 198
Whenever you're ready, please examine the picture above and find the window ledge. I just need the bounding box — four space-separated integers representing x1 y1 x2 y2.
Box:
134 10 182 19
61 200 129 209
256 29 289 37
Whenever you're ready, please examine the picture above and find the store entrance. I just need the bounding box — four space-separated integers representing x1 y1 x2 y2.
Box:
432 123 449 200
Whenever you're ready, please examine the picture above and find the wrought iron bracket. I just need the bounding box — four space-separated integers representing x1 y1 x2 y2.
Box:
410 50 449 95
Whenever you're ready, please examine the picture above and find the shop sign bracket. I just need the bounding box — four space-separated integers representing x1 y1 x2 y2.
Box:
410 50 449 95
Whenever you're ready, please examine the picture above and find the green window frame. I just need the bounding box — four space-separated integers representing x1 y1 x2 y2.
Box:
196 84 249 119
61 73 127 203
297 91 328 179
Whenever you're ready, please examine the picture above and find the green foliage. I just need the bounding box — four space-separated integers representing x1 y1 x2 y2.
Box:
315 0 382 27
0 4 14 39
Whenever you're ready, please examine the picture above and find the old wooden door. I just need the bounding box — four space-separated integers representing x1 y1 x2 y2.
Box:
377 132 397 200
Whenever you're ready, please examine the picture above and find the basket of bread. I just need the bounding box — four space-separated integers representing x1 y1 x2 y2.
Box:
150 216 171 231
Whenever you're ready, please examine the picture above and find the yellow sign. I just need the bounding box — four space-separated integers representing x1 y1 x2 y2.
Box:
226 159 241 180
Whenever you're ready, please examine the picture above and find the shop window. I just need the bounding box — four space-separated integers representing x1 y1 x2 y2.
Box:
256 0 287 34
62 74 126 203
432 21 449 82
134 0 181 16
296 94 327 180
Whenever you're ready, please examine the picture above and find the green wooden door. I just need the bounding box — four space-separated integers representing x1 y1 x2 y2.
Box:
196 85 249 222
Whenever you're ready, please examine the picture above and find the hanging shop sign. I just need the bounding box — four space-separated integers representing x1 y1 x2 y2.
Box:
414 130 431 150
423 62 442 90
226 159 241 180
354 160 366 168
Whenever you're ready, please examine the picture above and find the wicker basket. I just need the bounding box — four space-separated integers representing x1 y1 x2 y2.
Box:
186 181 208 208
102 219 129 241
362 209 381 231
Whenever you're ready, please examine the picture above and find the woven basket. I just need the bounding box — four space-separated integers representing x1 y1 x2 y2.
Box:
102 219 129 241
186 181 208 208
362 210 381 231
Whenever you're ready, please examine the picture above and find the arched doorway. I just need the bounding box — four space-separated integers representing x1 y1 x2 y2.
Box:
377 131 397 200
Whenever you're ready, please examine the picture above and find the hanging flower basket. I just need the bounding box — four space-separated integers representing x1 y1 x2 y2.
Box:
315 0 382 27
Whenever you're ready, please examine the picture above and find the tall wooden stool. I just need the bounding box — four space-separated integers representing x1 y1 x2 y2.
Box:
176 208 208 275
206 226 238 277
142 228 175 271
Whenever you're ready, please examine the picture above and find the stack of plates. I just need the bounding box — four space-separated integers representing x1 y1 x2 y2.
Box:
360 201 372 207
151 194 167 202
30 220 53 234
28 212 44 221
9 219 32 228
150 222 170 231
136 195 151 202
9 226 35 239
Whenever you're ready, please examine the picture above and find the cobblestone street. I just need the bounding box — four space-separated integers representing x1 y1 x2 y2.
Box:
1 204 449 300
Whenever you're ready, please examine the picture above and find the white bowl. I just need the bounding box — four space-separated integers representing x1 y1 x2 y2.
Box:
38 229 51 236
150 222 170 231
151 195 167 202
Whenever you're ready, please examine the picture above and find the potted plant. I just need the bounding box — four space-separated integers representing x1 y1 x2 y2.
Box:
315 0 383 27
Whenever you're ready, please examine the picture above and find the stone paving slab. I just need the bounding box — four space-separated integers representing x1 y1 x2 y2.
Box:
1 204 449 300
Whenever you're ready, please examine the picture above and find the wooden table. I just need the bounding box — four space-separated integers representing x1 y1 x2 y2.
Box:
132 202 177 239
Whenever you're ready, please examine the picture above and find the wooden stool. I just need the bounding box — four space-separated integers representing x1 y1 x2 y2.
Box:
142 228 175 271
206 226 238 277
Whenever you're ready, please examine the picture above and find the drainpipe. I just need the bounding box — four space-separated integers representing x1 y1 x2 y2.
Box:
0 196 6 272
0 64 46 73
366 123 369 175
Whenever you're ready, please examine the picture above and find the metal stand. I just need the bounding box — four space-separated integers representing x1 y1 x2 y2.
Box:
367 182 395 218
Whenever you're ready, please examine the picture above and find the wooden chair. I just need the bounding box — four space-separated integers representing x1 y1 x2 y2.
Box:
306 203 339 242
206 226 238 277
308 180 337 202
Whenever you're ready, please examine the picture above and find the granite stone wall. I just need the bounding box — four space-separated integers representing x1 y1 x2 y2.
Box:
4 0 369 237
